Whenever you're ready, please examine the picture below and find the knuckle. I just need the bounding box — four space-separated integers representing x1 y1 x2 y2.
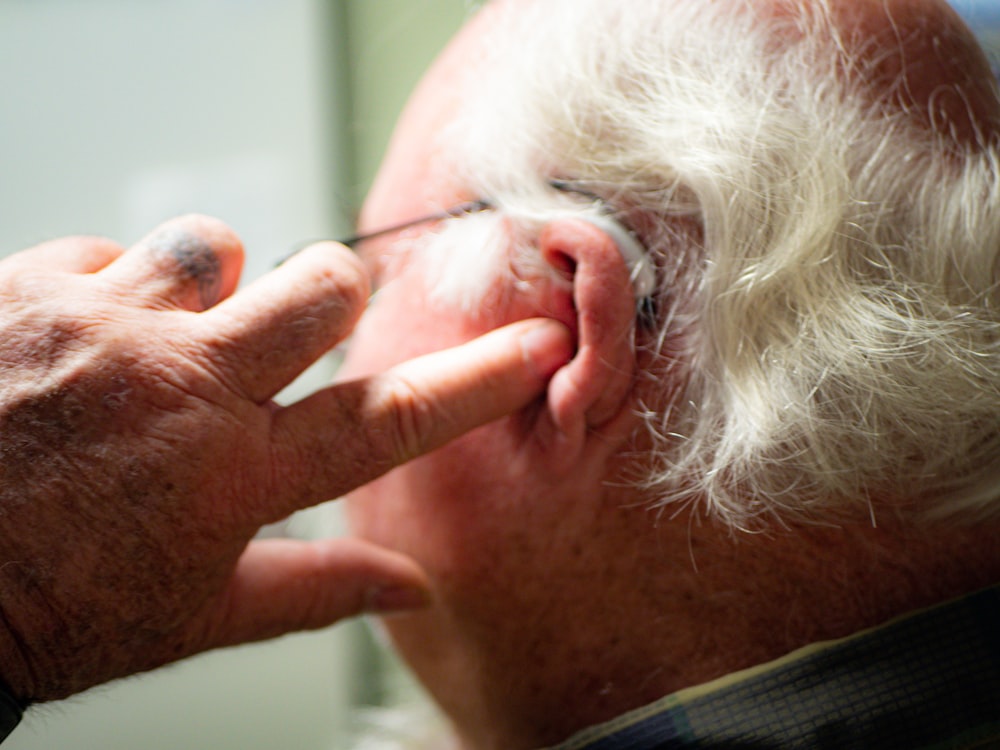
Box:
378 373 445 464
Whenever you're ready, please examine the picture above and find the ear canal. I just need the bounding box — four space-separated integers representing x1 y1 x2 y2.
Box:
573 214 656 300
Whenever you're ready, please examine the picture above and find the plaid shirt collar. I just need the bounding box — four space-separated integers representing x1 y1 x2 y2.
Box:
548 585 1000 750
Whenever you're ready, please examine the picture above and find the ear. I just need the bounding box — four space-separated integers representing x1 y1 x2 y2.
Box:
530 217 643 470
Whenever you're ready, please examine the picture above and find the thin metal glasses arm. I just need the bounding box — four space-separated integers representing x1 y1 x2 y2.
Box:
338 199 494 248
285 199 494 259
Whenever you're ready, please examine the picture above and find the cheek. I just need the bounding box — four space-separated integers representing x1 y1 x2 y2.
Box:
339 256 513 382
345 423 540 604
347 413 613 588
342 242 571 384
340 265 516 560
340 287 465 382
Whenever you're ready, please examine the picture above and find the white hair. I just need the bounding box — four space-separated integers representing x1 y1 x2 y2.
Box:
414 0 1000 527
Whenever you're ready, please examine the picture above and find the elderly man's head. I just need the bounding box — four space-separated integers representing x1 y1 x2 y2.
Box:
343 1 1000 747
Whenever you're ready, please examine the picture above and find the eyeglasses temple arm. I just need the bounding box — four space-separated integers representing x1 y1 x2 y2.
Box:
283 199 495 260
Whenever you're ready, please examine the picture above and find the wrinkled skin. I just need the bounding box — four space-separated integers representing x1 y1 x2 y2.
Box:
0 214 572 702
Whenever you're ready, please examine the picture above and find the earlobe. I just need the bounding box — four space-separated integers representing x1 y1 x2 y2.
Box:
531 218 643 468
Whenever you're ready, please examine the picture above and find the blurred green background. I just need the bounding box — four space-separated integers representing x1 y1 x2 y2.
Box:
343 0 472 204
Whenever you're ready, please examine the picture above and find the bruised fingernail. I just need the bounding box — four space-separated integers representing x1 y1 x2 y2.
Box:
521 321 574 379
366 585 432 614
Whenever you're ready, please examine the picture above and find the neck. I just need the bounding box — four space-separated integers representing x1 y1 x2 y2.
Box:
401 510 1000 750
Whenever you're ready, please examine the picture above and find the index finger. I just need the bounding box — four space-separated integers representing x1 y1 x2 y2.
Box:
261 318 574 521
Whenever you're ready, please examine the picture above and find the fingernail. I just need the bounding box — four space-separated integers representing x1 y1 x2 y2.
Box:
521 321 574 378
366 585 432 614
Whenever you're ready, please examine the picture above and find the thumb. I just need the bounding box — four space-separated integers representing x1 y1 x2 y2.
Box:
207 538 431 647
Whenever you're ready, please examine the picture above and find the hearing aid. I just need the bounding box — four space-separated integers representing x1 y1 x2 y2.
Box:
575 213 656 301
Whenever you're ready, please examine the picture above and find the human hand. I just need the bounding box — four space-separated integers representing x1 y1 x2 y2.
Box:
0 215 573 702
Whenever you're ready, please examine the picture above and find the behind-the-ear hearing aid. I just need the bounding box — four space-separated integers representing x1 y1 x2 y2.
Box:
544 179 656 305
574 213 657 302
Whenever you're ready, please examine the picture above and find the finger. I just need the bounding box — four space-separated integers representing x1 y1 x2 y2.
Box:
207 538 431 647
265 318 574 517
1 236 125 273
198 241 370 403
101 214 244 311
